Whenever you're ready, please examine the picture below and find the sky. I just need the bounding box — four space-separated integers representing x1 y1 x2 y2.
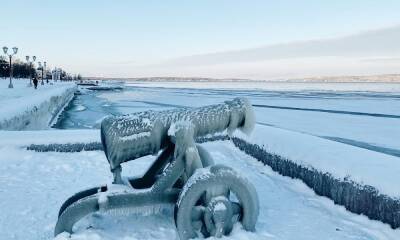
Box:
1 0 400 79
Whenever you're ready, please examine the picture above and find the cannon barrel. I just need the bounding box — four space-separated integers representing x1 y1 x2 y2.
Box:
101 98 254 170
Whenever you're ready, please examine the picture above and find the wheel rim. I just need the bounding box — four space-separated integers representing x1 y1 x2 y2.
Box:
176 165 259 240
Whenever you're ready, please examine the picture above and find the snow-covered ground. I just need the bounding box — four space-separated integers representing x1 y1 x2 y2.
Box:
1 80 400 239
0 79 76 130
235 124 400 198
0 130 399 240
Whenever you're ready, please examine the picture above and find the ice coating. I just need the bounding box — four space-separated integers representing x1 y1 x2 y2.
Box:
100 98 255 170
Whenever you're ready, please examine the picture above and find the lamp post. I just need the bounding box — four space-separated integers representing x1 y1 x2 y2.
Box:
44 61 47 84
26 55 36 86
38 61 45 85
51 68 55 81
2 46 18 88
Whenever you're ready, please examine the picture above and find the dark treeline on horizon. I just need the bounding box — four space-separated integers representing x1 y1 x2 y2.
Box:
0 56 38 79
0 56 80 80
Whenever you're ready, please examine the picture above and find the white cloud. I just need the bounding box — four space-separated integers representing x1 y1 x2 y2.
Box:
86 25 400 79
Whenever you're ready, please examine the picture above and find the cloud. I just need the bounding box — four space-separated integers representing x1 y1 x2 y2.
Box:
154 25 400 67
90 25 400 79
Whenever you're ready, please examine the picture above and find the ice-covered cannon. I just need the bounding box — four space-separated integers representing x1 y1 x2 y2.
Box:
55 98 259 239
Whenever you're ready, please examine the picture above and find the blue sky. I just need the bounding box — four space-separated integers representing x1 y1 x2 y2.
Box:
1 0 400 78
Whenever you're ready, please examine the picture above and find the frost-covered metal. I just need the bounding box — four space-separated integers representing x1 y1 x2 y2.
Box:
55 98 259 239
101 97 254 180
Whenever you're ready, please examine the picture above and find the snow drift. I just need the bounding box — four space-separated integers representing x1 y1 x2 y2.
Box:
22 126 400 228
0 84 76 130
233 125 400 229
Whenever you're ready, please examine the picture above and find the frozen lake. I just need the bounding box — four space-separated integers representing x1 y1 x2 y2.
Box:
55 82 400 158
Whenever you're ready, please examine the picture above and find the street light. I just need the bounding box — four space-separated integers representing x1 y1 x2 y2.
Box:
38 61 45 85
38 61 48 85
26 55 36 86
2 46 18 88
44 61 47 84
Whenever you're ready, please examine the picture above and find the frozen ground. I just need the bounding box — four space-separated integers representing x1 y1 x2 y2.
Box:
0 131 398 240
1 80 400 239
0 79 75 130
235 124 400 197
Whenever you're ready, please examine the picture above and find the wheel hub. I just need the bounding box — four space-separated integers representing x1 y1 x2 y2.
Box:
204 196 234 238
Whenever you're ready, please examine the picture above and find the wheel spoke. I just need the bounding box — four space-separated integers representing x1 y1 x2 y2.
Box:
192 220 203 231
231 202 242 216
214 222 224 238
191 205 205 221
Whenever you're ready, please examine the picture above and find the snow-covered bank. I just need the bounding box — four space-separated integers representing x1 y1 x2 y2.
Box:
0 80 76 130
0 129 99 146
234 124 400 228
4 125 400 229
0 130 399 240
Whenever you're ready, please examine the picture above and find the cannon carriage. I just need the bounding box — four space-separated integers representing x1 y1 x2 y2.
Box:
55 98 259 239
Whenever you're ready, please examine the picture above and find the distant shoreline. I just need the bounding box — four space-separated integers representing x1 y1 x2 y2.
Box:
86 74 400 83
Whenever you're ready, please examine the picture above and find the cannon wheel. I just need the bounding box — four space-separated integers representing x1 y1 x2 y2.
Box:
175 165 259 239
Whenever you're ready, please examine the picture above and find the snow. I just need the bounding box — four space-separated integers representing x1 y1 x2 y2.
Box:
1 80 400 239
0 129 99 147
98 191 109 211
0 131 399 240
214 202 227 211
253 106 400 154
235 124 400 198
177 167 212 206
119 131 151 141
102 82 400 116
0 80 76 130
168 121 191 137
